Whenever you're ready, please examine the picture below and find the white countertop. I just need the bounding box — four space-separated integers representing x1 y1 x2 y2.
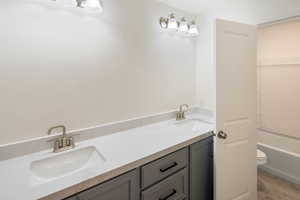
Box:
0 114 214 200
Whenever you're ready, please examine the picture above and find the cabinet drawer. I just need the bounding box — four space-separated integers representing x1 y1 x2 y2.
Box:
141 147 188 189
141 168 188 200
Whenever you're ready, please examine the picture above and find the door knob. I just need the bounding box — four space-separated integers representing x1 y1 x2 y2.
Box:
217 131 227 139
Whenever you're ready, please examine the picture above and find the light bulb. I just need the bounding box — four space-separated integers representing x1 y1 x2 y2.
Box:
167 13 178 30
77 0 103 12
178 18 189 33
189 21 199 36
159 17 168 29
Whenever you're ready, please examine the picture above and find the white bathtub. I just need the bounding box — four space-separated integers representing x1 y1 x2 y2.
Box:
258 143 300 185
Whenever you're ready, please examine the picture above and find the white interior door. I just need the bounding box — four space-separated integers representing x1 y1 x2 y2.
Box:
215 19 257 200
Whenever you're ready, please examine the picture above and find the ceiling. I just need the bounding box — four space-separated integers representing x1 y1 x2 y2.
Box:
162 0 300 24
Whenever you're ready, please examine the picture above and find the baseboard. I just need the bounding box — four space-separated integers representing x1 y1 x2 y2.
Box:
258 143 300 185
259 165 300 185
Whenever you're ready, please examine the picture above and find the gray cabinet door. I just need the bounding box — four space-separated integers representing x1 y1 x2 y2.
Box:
189 136 213 200
77 169 139 200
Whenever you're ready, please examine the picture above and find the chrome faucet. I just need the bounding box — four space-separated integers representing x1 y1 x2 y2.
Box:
176 104 189 121
48 125 75 153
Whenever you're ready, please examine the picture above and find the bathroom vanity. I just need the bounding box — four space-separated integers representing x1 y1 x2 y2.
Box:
64 136 213 200
0 113 215 200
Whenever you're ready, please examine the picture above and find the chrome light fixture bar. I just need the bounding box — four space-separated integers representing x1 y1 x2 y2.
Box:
159 13 199 37
51 0 103 12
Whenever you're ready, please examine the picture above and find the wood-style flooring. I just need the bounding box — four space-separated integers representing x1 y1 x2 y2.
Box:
258 169 300 200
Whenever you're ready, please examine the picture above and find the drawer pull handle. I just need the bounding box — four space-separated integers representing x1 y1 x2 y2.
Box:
159 162 178 173
159 189 177 200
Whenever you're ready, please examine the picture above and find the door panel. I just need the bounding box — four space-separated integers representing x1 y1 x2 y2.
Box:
215 19 257 200
223 119 251 144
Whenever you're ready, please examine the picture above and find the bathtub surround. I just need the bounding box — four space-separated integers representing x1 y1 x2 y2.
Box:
257 19 300 147
258 129 300 155
0 0 196 145
257 19 300 184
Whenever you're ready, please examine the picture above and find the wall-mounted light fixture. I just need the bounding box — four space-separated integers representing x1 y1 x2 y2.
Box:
51 0 103 12
159 13 199 37
76 0 103 11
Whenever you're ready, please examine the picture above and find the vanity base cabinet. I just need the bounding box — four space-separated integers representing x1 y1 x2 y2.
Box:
76 169 139 200
189 137 214 200
63 136 214 200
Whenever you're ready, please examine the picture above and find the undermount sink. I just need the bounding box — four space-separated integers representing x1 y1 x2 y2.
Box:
174 118 204 126
174 118 214 132
30 146 105 179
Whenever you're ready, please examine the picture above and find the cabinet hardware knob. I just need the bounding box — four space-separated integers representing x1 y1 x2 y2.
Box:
217 131 228 139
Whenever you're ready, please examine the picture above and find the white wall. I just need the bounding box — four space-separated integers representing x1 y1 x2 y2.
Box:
0 0 197 145
163 0 300 25
195 15 216 114
257 19 300 155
